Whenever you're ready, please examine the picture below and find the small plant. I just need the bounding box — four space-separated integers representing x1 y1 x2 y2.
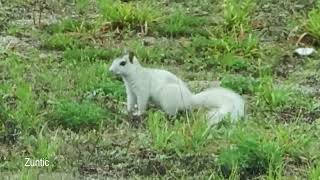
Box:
41 33 87 50
147 112 210 153
219 53 249 71
157 10 209 37
274 123 313 158
255 77 293 108
192 34 259 58
127 40 165 63
68 62 125 98
6 25 28 37
309 163 320 180
63 47 119 63
97 0 159 30
220 74 258 94
223 0 256 31
51 100 107 131
306 3 320 39
20 169 40 180
97 79 126 101
218 125 283 179
33 134 60 160
23 127 61 171
75 0 90 15
147 112 174 150
14 83 39 133
45 19 94 34
172 115 210 154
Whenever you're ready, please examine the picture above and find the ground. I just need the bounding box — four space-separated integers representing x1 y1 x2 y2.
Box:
0 0 320 179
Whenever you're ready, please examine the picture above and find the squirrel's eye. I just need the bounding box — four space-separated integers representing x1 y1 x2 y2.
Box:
119 61 126 66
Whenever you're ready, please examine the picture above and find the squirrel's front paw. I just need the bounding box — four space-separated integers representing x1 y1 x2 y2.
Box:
127 104 138 114
132 111 142 116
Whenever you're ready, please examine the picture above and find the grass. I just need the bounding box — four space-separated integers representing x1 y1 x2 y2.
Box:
306 2 320 39
63 47 119 63
45 18 95 34
220 74 258 94
1 0 320 179
50 100 107 131
156 9 211 37
147 112 210 154
217 128 284 179
41 33 88 50
223 0 256 31
309 163 320 180
97 0 160 30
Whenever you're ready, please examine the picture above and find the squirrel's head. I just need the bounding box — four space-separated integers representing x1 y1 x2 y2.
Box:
109 50 140 76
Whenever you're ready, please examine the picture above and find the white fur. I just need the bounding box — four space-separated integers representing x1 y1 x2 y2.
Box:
109 54 245 125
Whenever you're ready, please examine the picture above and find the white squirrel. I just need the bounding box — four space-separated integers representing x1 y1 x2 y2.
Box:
108 51 245 125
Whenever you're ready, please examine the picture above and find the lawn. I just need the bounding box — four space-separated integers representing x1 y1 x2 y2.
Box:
0 0 320 179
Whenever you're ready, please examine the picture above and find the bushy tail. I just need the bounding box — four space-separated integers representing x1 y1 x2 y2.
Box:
192 87 245 125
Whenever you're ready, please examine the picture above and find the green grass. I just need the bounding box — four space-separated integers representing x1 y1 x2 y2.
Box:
223 0 256 31
147 112 210 154
97 0 160 29
63 47 120 63
192 34 259 57
309 163 320 180
41 33 88 50
156 9 211 37
220 74 258 94
51 100 107 131
147 112 174 150
306 2 320 39
45 18 95 34
218 128 284 179
1 0 320 179
75 0 91 15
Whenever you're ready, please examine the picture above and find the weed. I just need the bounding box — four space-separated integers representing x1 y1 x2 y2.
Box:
157 10 210 37
127 40 165 63
51 100 107 131
96 79 125 101
45 19 95 34
13 82 40 133
97 0 160 30
147 112 210 154
147 112 174 150
6 25 28 37
219 53 249 72
41 33 87 50
223 0 256 31
70 62 123 97
20 169 40 180
274 123 313 158
63 47 119 63
75 0 90 15
255 77 294 108
218 123 283 179
172 115 210 154
192 34 259 58
220 74 258 94
306 3 320 39
22 127 61 171
309 163 320 180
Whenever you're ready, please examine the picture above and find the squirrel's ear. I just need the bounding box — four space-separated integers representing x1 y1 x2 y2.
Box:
128 51 134 63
